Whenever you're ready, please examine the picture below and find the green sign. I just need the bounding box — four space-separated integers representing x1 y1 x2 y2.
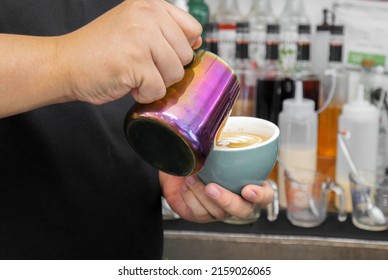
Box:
348 51 386 66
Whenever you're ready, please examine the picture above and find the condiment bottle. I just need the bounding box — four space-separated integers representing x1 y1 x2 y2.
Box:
278 80 318 208
335 84 379 211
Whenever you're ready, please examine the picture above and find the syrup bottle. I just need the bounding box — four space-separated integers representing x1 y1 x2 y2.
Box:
317 25 347 180
214 0 241 65
255 24 284 125
231 22 256 117
204 22 219 55
279 0 310 74
294 24 320 111
312 9 332 80
246 0 276 69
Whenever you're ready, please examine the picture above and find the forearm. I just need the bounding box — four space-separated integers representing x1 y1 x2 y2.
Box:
0 34 72 118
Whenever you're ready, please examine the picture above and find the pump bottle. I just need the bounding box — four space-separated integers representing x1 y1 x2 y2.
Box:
278 80 318 208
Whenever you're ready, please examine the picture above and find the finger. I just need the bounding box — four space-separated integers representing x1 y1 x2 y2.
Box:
151 42 185 88
180 182 216 222
241 181 275 208
185 176 231 220
192 37 203 50
204 183 256 219
163 1 203 53
130 60 166 103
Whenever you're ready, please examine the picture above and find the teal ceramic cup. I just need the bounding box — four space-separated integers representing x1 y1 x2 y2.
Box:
198 116 280 195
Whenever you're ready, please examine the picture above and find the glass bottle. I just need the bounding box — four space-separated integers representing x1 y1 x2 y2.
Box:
294 24 320 111
230 22 256 117
255 24 284 125
204 22 219 55
317 25 347 180
214 0 242 65
279 0 310 74
312 8 332 80
246 0 276 69
188 0 209 48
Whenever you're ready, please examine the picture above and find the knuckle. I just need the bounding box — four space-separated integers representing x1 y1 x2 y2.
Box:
164 66 185 88
181 51 195 66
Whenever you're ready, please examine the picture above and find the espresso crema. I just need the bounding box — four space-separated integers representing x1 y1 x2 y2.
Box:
216 132 268 148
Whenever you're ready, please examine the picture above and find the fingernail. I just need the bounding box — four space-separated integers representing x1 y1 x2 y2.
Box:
185 176 197 186
181 183 189 193
244 189 257 200
206 184 221 199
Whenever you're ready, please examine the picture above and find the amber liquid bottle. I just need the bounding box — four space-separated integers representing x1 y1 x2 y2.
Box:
317 25 347 182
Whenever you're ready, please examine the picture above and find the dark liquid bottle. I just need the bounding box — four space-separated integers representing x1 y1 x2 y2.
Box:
255 24 284 125
204 22 219 55
295 24 320 110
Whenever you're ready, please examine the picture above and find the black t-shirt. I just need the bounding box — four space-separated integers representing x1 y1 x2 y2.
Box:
0 0 163 259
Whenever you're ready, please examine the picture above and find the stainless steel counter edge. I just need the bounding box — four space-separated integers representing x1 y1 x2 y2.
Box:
163 230 388 259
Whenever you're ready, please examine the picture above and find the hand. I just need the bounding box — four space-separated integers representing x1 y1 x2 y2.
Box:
160 172 275 223
58 0 202 105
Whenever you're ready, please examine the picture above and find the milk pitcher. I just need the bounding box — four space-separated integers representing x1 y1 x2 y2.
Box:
124 50 240 176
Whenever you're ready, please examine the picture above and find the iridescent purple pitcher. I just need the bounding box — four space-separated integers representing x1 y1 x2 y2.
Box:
124 50 240 176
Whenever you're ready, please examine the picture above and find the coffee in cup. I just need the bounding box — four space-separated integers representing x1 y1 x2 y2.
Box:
216 132 269 149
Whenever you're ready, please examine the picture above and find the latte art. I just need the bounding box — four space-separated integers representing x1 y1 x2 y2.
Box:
216 132 268 148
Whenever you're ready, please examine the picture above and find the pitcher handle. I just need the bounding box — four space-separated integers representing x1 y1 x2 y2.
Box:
328 181 347 222
266 179 279 222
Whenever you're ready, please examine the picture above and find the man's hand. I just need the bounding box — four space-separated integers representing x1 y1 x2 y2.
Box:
160 172 275 222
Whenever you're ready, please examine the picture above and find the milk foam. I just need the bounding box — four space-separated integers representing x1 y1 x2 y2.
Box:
216 132 265 148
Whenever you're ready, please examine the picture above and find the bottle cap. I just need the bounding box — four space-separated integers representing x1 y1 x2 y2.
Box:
317 9 331 31
282 80 315 117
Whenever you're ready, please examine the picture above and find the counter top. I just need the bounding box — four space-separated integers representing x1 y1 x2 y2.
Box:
163 211 388 259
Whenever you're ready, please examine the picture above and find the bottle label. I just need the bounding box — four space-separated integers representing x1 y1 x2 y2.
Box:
279 31 297 72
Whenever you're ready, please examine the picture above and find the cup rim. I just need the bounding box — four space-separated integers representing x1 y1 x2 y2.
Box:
213 116 280 151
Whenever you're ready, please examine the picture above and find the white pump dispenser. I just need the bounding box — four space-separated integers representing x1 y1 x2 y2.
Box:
336 84 379 212
278 80 318 208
